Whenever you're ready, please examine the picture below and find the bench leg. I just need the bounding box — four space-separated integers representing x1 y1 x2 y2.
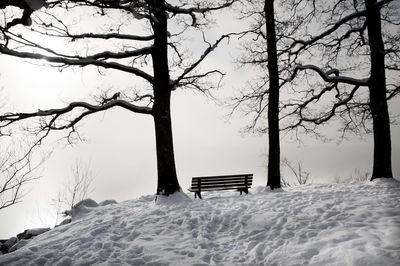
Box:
195 192 202 199
239 189 248 195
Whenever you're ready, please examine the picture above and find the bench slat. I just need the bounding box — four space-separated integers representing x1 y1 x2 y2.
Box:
192 174 253 180
190 181 252 188
191 177 252 183
189 186 249 192
190 182 250 187
191 178 252 185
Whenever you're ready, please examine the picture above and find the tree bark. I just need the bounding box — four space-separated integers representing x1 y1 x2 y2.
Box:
365 0 393 179
150 0 181 195
265 0 281 189
153 97 180 196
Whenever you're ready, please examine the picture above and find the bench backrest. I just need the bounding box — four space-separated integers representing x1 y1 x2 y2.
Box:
190 174 253 192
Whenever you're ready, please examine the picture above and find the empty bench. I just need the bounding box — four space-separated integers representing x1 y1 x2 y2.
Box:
188 174 253 199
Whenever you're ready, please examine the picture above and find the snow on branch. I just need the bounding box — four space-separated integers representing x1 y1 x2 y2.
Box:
0 99 152 127
165 1 236 26
79 46 153 61
292 64 369 86
64 32 154 41
0 46 154 83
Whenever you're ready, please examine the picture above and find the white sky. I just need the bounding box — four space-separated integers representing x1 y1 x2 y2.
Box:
0 4 399 239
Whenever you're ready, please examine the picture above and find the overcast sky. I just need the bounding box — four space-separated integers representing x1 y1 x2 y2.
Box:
1 3 399 239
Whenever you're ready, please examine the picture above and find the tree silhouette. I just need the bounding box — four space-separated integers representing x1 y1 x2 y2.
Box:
0 139 45 210
232 0 304 189
233 0 399 181
0 0 237 195
264 0 281 189
286 0 399 180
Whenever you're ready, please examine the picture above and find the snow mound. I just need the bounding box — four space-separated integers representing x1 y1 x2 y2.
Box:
155 191 191 205
63 198 99 220
1 181 399 265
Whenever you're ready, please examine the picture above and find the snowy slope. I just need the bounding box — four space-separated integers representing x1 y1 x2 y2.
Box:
0 179 399 265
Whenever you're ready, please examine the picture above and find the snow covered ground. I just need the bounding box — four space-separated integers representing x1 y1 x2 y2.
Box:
1 178 399 265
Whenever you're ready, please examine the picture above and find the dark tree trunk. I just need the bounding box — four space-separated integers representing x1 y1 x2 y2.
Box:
365 0 393 180
153 97 180 196
0 0 28 9
265 0 281 189
150 0 181 195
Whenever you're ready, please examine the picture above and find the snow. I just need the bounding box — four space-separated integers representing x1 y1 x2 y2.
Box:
1 179 399 265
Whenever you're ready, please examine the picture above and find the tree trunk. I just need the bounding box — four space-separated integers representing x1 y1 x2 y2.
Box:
153 96 180 196
365 0 393 180
150 0 181 195
265 0 281 189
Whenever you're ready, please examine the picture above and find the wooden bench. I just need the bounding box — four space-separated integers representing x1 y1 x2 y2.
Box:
188 174 253 199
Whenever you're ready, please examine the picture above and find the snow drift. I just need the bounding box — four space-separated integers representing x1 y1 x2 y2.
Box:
0 179 399 265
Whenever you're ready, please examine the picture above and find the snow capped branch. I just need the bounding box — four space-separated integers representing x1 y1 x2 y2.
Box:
0 46 154 83
0 100 152 129
66 32 154 41
82 46 153 60
0 99 152 146
165 0 235 14
165 0 236 26
292 64 369 86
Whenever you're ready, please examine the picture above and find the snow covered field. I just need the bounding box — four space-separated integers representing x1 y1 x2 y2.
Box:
1 179 399 265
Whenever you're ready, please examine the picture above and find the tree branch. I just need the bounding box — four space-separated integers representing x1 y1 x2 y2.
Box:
0 46 154 83
292 64 369 86
165 0 236 25
0 100 152 129
288 0 394 55
171 33 237 89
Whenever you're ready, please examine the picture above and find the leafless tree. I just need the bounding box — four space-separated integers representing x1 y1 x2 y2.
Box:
233 0 399 181
0 0 238 196
52 160 93 224
283 0 399 180
64 160 93 211
281 157 312 187
0 140 44 210
231 0 305 189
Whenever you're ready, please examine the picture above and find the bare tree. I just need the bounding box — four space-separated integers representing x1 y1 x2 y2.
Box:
281 157 312 187
0 0 238 196
64 160 93 211
285 0 399 180
232 0 304 189
0 140 44 210
264 0 281 190
233 0 399 182
52 160 93 224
